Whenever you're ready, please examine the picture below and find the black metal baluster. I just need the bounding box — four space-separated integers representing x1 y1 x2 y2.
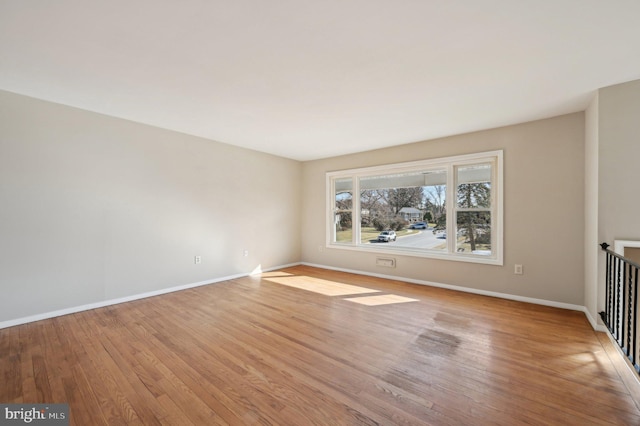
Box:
626 262 632 356
616 255 621 342
605 249 612 326
633 265 638 369
600 243 640 378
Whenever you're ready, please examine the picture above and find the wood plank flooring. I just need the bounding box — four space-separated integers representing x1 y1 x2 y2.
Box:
1 265 639 425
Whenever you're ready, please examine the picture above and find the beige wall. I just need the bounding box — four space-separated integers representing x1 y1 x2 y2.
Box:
4 83 617 324
302 113 586 305
599 79 640 243
0 90 302 324
598 79 640 314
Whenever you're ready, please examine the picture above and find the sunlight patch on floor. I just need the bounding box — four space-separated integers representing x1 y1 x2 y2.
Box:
344 294 419 306
261 271 294 278
263 275 380 296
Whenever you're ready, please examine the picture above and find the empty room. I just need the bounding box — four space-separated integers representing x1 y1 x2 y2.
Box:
2 1 640 425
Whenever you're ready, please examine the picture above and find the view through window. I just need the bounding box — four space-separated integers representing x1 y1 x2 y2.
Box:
327 151 503 265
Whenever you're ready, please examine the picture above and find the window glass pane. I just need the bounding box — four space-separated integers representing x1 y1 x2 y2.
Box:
456 211 492 255
359 187 386 244
334 178 352 243
359 169 447 250
457 164 492 208
423 170 447 250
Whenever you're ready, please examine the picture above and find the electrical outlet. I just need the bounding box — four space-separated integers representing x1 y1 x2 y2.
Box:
194 256 202 264
514 264 523 275
243 250 249 257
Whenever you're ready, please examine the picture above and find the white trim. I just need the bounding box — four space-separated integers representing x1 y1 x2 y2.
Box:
301 261 588 314
604 331 640 393
0 262 301 330
326 150 504 177
495 151 504 265
614 239 640 257
583 308 607 332
322 243 503 265
2 261 599 333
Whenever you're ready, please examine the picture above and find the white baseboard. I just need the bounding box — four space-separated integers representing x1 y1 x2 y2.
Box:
1 261 603 333
583 308 607 332
0 262 301 330
602 331 640 410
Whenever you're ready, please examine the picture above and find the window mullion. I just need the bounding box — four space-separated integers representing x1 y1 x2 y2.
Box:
491 157 500 261
354 177 361 245
328 176 336 244
446 163 455 254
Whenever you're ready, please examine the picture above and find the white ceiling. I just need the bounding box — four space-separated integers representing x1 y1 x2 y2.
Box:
1 1 639 161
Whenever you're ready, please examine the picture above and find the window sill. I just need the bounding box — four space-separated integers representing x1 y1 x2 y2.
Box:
327 243 503 266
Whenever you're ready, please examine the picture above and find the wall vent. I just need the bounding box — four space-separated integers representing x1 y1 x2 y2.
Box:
376 257 396 268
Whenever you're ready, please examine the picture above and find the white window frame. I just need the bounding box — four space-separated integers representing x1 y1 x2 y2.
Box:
326 150 503 265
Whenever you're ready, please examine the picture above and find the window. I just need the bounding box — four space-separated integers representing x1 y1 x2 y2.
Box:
333 177 353 244
326 151 503 265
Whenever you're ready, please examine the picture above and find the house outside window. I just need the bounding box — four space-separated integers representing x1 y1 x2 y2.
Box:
399 207 423 222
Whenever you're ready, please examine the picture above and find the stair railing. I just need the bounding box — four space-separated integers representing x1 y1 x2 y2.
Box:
600 242 640 376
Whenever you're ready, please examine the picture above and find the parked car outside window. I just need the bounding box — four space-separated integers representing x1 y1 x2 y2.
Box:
377 230 397 242
409 222 427 229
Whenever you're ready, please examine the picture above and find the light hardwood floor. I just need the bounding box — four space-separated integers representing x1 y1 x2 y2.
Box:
1 265 639 425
